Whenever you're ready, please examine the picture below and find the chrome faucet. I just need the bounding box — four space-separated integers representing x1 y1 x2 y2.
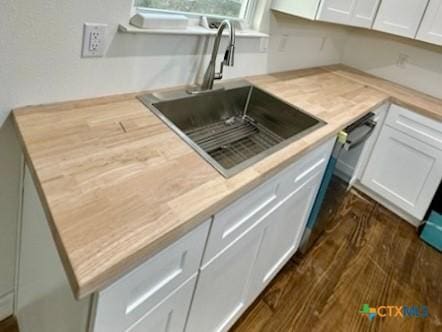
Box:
200 20 236 91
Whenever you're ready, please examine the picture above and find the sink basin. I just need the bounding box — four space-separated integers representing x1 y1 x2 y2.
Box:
138 81 325 177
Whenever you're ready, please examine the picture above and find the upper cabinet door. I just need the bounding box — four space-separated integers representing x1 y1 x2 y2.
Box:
416 0 442 45
317 0 380 28
350 0 381 28
373 0 430 38
271 0 322 20
317 0 358 25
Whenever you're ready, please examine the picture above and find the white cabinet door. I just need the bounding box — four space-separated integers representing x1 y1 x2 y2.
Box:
249 170 323 297
350 0 381 28
271 0 322 20
317 0 358 25
416 0 442 45
126 276 197 332
373 0 429 38
361 125 442 220
185 227 263 332
317 0 380 27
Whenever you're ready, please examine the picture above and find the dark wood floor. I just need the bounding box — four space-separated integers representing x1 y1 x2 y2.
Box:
1 179 440 332
0 317 17 332
231 178 442 332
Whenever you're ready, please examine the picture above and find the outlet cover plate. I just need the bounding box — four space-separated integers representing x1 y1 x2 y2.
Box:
82 23 107 57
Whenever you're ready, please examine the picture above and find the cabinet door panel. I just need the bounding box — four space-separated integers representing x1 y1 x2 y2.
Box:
351 0 381 27
361 126 442 219
417 0 442 45
271 0 322 20
250 170 323 296
93 221 210 332
317 0 358 24
373 0 429 38
126 276 196 332
186 227 263 332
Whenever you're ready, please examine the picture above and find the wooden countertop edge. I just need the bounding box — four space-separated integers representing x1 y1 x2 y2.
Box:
11 64 442 299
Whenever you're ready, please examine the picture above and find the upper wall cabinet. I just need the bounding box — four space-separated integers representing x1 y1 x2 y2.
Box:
271 0 322 20
317 0 381 28
373 0 429 38
416 0 442 45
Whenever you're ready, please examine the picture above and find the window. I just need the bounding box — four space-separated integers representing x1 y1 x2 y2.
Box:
134 0 253 20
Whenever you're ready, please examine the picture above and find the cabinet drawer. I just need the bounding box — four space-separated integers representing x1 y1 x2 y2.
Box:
202 177 279 266
385 104 442 149
202 138 334 266
278 139 334 198
93 220 210 332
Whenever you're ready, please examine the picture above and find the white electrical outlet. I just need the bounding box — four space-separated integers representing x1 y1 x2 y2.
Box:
82 23 107 57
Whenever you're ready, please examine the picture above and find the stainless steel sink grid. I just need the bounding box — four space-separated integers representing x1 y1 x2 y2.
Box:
138 81 325 177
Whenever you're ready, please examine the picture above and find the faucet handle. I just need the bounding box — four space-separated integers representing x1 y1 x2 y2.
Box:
224 45 235 67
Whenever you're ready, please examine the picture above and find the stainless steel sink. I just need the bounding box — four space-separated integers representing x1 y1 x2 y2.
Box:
138 81 325 177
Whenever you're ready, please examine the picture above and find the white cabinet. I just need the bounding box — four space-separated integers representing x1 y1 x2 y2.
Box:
272 0 322 20
317 0 380 28
317 0 357 25
17 168 92 332
416 0 442 45
186 139 334 332
185 225 264 332
373 0 429 38
361 105 442 221
272 0 380 28
17 139 334 332
250 168 324 297
93 221 210 332
350 0 382 28
124 276 197 332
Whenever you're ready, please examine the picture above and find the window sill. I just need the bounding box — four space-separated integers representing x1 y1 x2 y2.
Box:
118 24 268 38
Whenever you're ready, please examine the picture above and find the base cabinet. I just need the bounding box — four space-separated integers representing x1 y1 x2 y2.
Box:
361 105 442 221
185 228 263 332
186 139 333 332
250 170 323 296
16 140 334 332
125 276 197 332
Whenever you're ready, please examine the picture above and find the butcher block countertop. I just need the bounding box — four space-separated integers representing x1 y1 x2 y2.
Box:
13 65 442 299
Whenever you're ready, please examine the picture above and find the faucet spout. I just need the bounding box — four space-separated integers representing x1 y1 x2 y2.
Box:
200 20 236 91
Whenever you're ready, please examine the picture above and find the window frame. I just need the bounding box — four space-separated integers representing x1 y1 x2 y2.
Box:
134 0 258 26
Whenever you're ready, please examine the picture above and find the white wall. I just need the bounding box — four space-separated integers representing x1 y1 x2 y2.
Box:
342 28 442 99
267 12 348 72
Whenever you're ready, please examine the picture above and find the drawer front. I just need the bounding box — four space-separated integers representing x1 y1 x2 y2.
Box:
385 104 442 149
202 177 279 266
93 220 210 332
278 139 334 198
202 138 334 266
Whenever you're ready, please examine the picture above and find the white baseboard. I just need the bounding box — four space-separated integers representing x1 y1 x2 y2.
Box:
0 292 13 321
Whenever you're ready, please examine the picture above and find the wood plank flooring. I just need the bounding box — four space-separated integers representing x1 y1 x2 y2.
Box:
1 179 440 332
231 178 442 332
